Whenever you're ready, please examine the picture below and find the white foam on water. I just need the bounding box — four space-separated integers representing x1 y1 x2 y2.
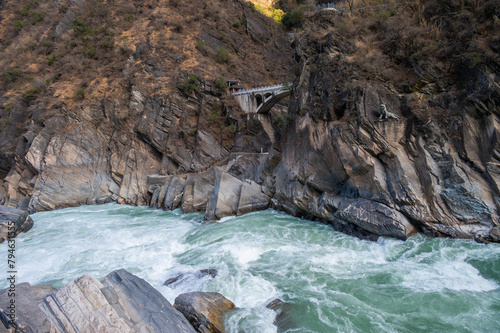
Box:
401 260 499 292
226 306 277 333
2 204 500 332
227 244 264 269
210 266 277 308
216 215 238 223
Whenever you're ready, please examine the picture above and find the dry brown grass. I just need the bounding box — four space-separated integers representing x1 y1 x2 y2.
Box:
1 0 295 116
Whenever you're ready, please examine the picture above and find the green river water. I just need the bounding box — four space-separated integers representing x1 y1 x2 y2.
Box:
1 203 499 332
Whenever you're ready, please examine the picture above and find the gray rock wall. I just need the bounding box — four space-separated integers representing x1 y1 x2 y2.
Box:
0 269 198 333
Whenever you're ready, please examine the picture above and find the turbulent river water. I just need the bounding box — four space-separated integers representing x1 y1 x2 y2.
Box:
1 203 499 332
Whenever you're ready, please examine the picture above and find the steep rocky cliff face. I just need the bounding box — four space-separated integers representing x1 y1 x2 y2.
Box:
270 8 500 242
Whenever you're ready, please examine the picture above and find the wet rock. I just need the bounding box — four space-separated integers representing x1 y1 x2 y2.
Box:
174 292 235 333
266 299 297 332
334 199 417 240
164 269 218 287
237 180 271 216
199 269 217 278
206 172 271 220
165 175 188 210
0 206 33 243
193 168 222 212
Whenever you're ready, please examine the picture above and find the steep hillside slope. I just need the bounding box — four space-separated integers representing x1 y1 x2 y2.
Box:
0 0 295 210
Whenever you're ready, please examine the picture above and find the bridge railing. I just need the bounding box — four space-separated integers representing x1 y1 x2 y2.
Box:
317 3 339 10
232 83 291 96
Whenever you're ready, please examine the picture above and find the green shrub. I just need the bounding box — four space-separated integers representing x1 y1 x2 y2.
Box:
226 124 237 133
196 40 208 49
22 86 41 106
274 113 289 127
215 47 231 63
74 88 86 100
254 3 284 23
188 128 197 136
99 36 114 49
233 20 242 28
3 68 23 83
14 20 23 32
196 40 209 55
183 74 199 93
47 56 58 65
3 102 13 111
281 9 303 29
71 18 90 35
20 4 31 17
376 12 389 21
209 108 221 123
42 41 53 49
214 76 228 91
25 43 36 51
82 45 97 58
31 11 45 25
466 52 483 68
124 14 134 22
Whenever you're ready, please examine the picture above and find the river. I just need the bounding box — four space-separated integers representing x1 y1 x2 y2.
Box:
1 203 499 332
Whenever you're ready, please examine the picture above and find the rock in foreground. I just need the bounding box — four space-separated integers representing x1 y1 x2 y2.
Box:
0 269 197 333
174 292 235 333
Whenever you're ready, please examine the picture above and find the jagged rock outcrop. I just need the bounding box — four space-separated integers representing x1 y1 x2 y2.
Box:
267 9 500 242
0 206 33 243
174 292 235 333
0 269 198 333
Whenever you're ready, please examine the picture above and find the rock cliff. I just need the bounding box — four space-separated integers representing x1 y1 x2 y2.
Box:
269 8 500 242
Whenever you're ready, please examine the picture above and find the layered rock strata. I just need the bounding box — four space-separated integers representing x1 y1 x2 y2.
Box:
0 206 33 243
0 269 219 333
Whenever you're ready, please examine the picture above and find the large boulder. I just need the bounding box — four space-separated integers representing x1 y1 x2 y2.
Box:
205 173 271 221
205 173 243 221
334 199 418 240
0 269 197 333
0 206 33 243
0 282 54 333
174 292 235 333
99 269 197 333
237 180 271 216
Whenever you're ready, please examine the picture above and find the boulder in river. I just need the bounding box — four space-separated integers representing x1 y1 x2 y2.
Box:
266 298 298 332
164 269 218 287
174 292 235 333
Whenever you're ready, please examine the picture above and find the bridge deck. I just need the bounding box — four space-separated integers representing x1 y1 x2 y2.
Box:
232 84 290 96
